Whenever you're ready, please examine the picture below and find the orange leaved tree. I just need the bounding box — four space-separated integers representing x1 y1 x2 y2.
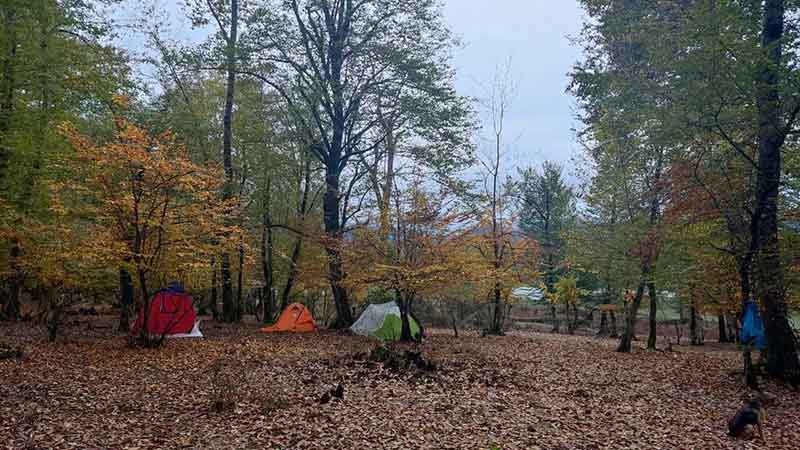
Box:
58 109 237 344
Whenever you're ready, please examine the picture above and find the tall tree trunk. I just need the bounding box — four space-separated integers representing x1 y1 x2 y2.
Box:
753 0 800 382
689 300 702 346
4 237 21 321
598 310 609 336
262 178 274 323
376 111 397 242
550 304 559 333
0 6 16 183
566 304 575 335
235 138 249 321
726 313 738 343
220 0 239 323
573 303 578 332
398 292 416 342
317 3 354 329
210 257 218 320
647 282 657 350
323 165 352 328
280 239 300 312
45 292 61 343
119 267 133 331
485 107 506 337
737 253 753 302
236 238 244 320
718 312 729 343
219 198 233 322
280 154 311 310
488 283 504 335
610 309 618 337
136 267 150 343
618 149 663 353
19 5 50 207
617 281 645 352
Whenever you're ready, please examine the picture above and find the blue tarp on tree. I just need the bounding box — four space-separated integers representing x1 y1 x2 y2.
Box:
740 301 766 350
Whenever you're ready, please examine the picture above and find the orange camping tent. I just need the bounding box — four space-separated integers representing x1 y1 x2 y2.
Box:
260 303 317 333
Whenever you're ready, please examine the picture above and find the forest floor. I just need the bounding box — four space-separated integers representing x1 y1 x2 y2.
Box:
2 317 799 450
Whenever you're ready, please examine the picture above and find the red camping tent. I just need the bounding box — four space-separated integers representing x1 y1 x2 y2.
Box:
131 285 197 337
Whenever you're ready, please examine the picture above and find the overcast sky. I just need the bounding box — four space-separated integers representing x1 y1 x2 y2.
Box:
119 0 586 178
441 0 585 178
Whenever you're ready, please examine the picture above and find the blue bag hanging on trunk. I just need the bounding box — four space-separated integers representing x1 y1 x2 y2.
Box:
740 300 766 350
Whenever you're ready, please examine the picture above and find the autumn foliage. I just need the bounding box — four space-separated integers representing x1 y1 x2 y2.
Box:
53 107 239 336
344 187 538 340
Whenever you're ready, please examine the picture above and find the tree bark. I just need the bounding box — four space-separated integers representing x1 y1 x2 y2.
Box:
610 309 618 337
573 304 579 331
689 300 702 346
550 304 559 333
210 257 218 320
567 303 576 335
262 178 274 323
4 237 21 321
118 267 133 331
220 0 239 323
753 0 800 382
0 6 16 183
323 166 352 328
718 312 729 343
318 1 354 329
46 293 61 343
378 113 396 242
485 95 506 337
398 292 416 342
280 239 300 312
617 282 645 352
598 310 609 336
738 257 752 306
280 154 311 310
136 267 150 343
618 148 663 352
647 282 657 350
726 313 738 343
487 283 505 335
236 238 244 321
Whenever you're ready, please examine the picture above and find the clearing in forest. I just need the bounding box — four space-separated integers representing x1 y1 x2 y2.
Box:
2 320 799 450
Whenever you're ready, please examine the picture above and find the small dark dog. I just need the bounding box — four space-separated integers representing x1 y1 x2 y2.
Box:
728 396 769 441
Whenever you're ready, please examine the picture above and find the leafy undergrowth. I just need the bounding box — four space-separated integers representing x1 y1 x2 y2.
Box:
1 318 799 450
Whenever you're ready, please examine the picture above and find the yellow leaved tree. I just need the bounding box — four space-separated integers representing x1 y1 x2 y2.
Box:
344 187 482 341
57 103 239 343
546 276 584 334
344 186 539 341
470 212 540 335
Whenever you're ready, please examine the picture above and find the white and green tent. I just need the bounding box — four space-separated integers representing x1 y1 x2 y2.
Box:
350 301 420 341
